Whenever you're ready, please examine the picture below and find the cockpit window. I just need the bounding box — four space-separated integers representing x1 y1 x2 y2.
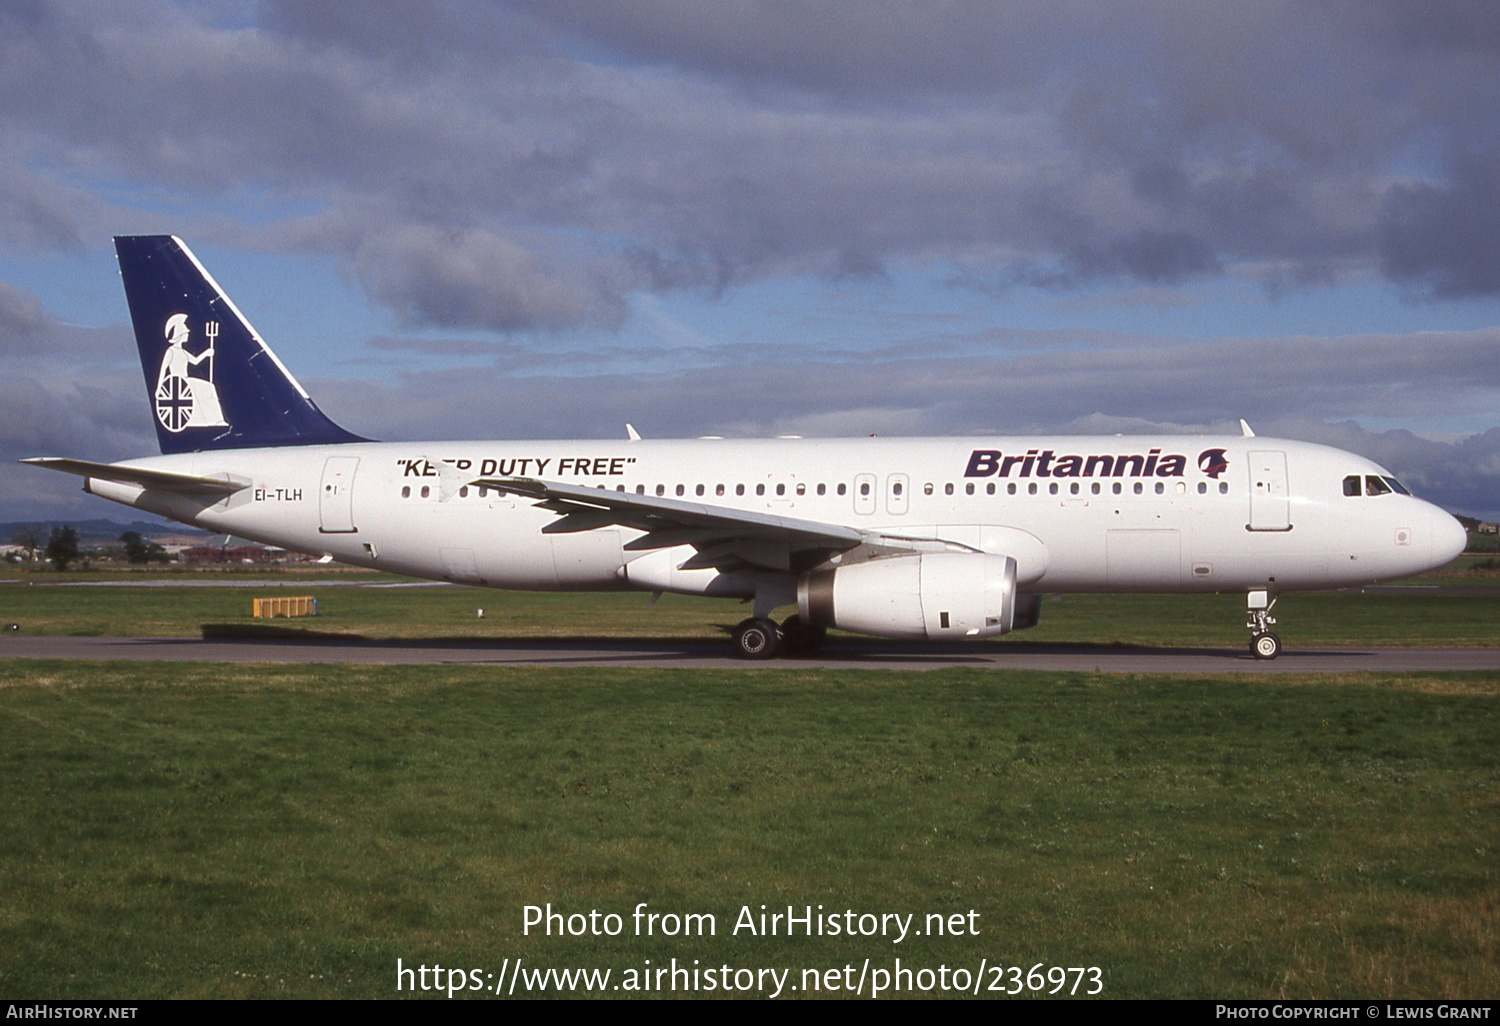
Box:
1365 475 1392 496
1384 477 1411 495
1343 475 1361 497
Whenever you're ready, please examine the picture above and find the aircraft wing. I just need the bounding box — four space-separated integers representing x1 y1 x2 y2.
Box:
21 457 251 495
473 476 959 573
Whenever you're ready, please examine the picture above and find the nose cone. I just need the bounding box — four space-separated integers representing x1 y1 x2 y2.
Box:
1431 508 1468 568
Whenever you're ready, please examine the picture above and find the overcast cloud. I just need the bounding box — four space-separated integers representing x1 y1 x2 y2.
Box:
2 0 1499 521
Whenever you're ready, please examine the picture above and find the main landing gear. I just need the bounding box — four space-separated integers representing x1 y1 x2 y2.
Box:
731 614 828 660
1246 589 1281 660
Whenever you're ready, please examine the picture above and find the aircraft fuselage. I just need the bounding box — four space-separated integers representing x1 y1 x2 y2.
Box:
85 434 1462 596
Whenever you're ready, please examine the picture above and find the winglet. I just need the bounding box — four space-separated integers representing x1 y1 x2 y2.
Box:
1240 419 1256 437
626 423 642 441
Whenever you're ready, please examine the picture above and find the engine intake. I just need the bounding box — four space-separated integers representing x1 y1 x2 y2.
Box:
798 552 1018 640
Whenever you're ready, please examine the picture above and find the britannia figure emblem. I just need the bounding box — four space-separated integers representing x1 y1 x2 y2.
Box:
155 314 227 432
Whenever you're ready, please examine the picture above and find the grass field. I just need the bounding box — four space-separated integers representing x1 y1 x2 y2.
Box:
1 661 1496 999
2 565 1497 999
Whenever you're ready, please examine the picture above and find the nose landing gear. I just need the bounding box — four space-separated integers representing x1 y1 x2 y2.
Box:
1246 589 1280 659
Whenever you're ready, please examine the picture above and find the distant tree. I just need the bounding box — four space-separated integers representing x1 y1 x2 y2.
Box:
119 530 168 565
45 526 80 572
9 524 44 563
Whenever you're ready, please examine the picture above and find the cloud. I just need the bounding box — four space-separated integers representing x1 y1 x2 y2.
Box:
1 0 1492 323
0 161 88 251
1381 148 1500 298
0 281 45 338
351 225 629 333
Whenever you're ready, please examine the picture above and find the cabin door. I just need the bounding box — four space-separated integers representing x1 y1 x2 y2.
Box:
318 456 359 533
1247 450 1291 531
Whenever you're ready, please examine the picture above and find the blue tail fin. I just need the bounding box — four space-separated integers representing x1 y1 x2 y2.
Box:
114 235 369 454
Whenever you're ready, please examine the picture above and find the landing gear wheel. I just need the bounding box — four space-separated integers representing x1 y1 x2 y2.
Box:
779 614 827 656
1250 632 1282 660
732 617 782 660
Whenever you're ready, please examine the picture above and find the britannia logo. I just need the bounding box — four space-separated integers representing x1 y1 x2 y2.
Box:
1198 448 1230 479
155 313 228 432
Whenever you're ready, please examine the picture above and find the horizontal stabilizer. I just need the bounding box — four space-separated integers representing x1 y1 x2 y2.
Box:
20 457 250 495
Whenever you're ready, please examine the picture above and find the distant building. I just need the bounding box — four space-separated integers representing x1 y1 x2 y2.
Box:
178 544 318 564
180 544 277 565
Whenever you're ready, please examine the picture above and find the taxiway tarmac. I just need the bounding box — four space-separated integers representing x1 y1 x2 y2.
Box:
6 634 1500 673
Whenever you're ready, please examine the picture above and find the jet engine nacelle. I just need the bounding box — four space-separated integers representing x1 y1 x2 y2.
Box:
797 552 1018 640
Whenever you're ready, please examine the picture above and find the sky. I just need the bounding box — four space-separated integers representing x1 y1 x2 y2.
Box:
3 0 1500 521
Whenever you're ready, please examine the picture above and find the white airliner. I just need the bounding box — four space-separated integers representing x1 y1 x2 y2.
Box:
24 236 1467 659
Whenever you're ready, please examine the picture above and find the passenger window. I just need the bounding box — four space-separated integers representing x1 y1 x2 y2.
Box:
1070 482 1080 495
860 482 870 496
1028 483 1038 495
775 483 785 496
987 483 996 495
1133 482 1143 495
1155 482 1165 495
945 483 955 495
893 482 903 496
756 484 765 496
401 485 411 498
636 485 645 495
966 483 975 495
796 483 806 496
924 483 934 496
1197 482 1206 494
1007 483 1016 495
1048 483 1058 495
420 485 430 499
1091 482 1100 495
459 486 469 498
656 484 665 496
716 484 725 496
837 483 847 496
676 484 685 496
816 483 826 496
1343 475 1362 496
736 484 745 496
695 484 704 497
1365 475 1392 496
1113 482 1122 495
1219 482 1229 494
